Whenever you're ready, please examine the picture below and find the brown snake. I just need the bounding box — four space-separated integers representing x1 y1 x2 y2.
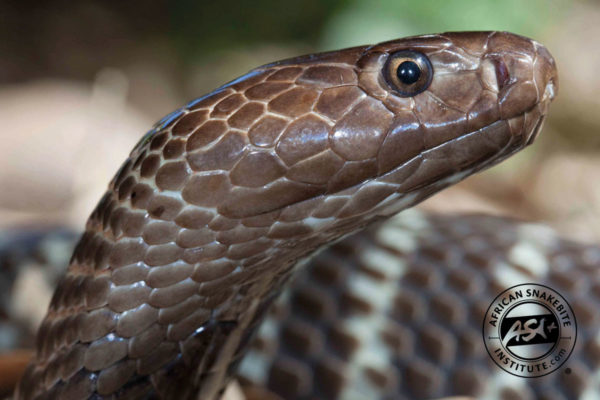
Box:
13 31 557 399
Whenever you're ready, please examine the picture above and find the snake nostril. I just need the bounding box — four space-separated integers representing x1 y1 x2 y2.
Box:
493 57 510 90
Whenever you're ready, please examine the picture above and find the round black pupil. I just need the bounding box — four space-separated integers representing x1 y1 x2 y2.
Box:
397 61 420 85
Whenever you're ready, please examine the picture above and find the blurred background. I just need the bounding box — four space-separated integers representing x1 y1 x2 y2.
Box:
0 0 599 241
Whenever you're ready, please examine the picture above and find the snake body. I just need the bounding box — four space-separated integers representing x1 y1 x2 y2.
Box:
241 211 600 399
14 32 557 399
4 212 599 399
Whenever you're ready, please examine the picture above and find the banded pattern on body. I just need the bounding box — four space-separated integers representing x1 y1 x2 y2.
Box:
240 211 600 399
15 32 557 399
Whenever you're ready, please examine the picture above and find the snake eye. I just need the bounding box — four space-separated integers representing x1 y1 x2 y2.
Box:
384 50 433 97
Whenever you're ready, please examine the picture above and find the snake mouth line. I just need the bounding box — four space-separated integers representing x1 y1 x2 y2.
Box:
363 107 547 219
447 108 545 180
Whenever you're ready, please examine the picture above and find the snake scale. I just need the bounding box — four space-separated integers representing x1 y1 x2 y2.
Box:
7 31 560 399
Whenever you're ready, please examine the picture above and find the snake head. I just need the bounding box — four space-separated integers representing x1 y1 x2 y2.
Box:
186 31 554 221
339 32 558 208
106 32 559 228
106 33 558 225
117 32 558 223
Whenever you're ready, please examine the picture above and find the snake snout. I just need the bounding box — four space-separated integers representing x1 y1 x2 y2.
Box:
526 41 558 145
535 43 559 118
481 33 557 122
534 41 559 97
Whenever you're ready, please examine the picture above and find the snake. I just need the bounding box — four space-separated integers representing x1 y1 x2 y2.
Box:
8 31 558 399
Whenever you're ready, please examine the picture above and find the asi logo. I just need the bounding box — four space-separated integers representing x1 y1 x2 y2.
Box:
483 283 576 377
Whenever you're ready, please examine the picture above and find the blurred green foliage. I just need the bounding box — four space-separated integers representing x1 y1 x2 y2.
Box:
321 0 565 49
169 0 567 58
